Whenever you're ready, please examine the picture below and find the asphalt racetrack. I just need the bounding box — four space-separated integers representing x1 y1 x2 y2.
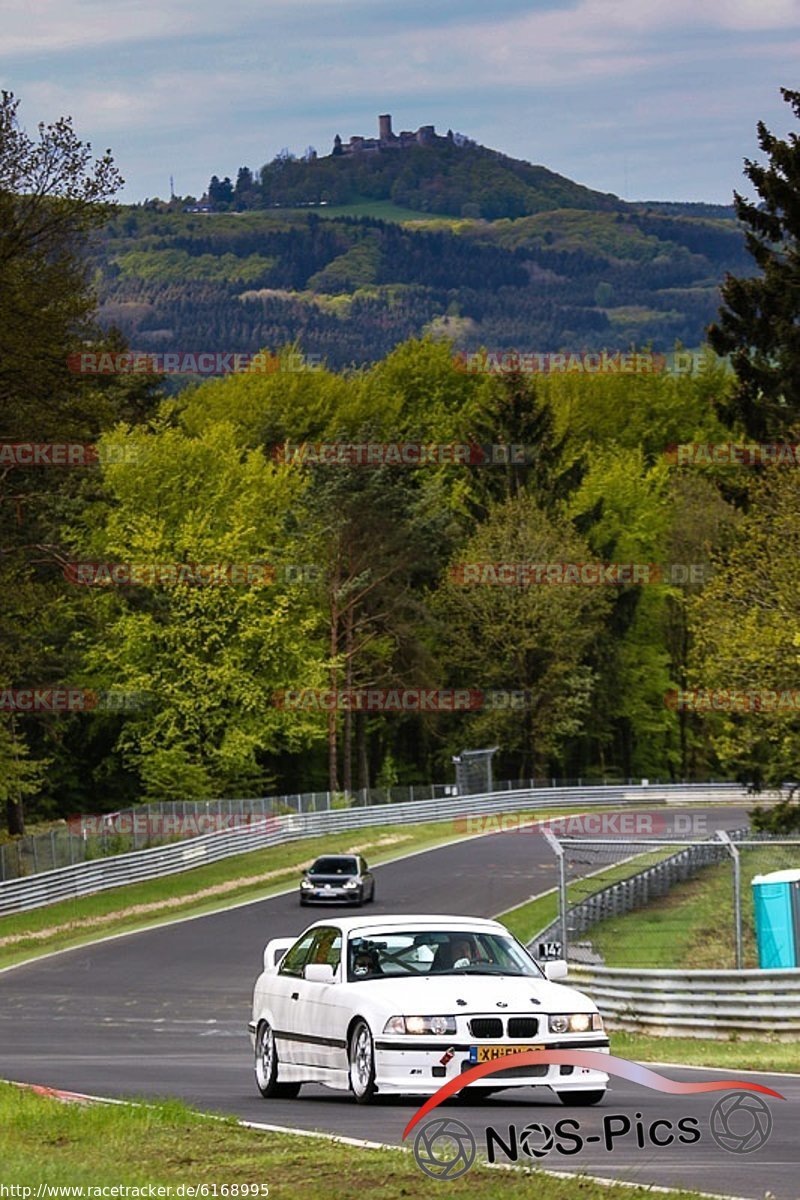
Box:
1 803 796 1198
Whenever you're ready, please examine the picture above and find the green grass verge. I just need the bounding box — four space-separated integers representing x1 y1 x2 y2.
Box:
610 1031 800 1075
0 1081 708 1198
500 846 683 946
0 807 615 972
590 846 800 970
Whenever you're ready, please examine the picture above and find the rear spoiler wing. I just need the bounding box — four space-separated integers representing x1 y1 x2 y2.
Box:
263 937 295 972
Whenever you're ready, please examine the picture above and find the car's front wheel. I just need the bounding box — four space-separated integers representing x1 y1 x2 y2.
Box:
254 1020 301 1099
349 1019 377 1103
556 1089 605 1106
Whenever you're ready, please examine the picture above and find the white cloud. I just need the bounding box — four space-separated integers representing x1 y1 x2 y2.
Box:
5 0 800 201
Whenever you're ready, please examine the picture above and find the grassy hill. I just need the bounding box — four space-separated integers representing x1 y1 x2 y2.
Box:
240 138 626 220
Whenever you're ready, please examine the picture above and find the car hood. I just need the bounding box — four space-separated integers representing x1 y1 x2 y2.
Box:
343 972 595 1014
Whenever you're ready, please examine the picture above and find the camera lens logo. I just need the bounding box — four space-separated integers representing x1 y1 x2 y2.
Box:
413 1117 477 1180
709 1091 773 1154
519 1122 555 1158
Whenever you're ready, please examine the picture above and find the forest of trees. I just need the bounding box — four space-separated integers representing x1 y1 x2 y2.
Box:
2 88 800 834
87 202 752 367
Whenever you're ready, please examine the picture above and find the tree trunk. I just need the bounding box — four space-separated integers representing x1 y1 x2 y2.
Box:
356 709 369 792
328 563 340 793
342 599 354 795
678 601 690 779
6 797 24 837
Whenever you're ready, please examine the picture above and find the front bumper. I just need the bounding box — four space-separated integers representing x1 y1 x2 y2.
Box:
371 1036 610 1096
300 886 361 903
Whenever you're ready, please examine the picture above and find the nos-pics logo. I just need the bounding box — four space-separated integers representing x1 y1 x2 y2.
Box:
413 1092 773 1181
405 1052 782 1181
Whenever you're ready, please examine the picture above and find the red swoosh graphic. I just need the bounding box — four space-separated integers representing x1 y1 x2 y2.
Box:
402 1050 785 1140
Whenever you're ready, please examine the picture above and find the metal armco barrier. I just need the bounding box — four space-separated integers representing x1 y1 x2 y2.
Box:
567 962 800 1038
0 783 749 915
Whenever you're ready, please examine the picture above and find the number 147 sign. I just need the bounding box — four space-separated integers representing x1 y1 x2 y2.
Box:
538 941 562 959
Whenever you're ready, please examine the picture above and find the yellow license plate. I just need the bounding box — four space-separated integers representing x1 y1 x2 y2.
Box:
472 1044 544 1063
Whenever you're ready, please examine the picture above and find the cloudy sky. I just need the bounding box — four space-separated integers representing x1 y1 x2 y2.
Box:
3 0 800 204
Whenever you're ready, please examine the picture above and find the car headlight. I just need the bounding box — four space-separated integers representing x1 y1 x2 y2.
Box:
342 879 359 889
548 1012 604 1034
300 879 313 889
383 1015 457 1035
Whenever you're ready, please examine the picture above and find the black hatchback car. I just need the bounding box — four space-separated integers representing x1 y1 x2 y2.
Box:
299 854 375 906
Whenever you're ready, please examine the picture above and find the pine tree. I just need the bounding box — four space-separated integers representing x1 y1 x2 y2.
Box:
707 88 800 439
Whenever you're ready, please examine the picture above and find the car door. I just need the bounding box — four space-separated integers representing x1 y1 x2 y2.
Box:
292 926 344 1071
271 929 317 1064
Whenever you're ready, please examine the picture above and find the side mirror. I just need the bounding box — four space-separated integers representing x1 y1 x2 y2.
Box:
304 962 337 984
543 959 568 981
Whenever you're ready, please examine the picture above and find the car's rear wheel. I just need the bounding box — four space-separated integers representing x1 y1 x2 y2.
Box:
556 1089 605 1106
349 1019 377 1103
255 1020 301 1098
369 882 376 903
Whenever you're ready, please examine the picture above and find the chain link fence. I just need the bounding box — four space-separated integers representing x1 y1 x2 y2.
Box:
0 777 748 884
534 828 800 971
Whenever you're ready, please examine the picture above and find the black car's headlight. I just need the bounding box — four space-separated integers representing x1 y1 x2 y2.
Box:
548 1012 604 1034
342 879 359 889
383 1015 457 1035
300 879 314 890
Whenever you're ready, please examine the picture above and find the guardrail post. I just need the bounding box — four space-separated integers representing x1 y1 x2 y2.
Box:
717 829 743 969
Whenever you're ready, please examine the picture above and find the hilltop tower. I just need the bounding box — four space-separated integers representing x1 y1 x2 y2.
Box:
378 114 393 142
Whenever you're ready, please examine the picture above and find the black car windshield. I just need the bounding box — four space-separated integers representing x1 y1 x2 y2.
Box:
309 857 358 875
347 929 542 981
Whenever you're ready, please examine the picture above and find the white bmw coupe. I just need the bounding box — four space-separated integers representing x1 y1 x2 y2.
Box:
249 914 609 1104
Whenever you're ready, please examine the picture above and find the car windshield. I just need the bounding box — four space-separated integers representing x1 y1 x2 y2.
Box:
309 857 358 875
346 929 542 981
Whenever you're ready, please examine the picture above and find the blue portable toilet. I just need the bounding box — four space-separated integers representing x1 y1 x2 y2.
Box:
751 869 800 968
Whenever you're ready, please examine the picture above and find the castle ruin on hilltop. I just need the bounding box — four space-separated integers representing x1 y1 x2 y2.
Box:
332 114 451 156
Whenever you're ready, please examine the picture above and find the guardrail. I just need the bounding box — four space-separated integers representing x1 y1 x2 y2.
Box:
0 775 753 884
567 962 800 1038
0 782 750 916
